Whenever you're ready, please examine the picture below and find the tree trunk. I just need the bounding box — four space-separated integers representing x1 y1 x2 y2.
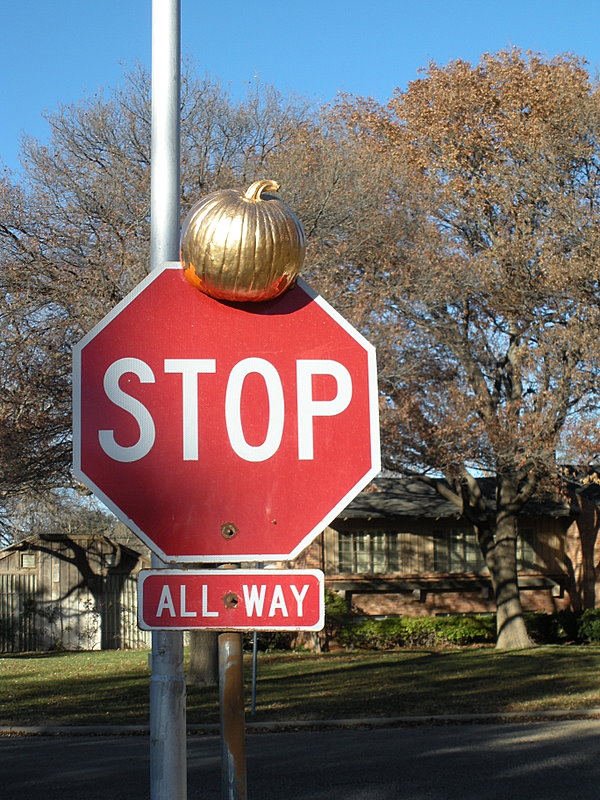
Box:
187 630 219 686
491 494 534 650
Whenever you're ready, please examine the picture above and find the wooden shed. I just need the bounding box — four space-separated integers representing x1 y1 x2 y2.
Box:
0 531 151 652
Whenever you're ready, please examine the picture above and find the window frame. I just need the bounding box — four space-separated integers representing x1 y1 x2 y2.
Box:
338 530 400 574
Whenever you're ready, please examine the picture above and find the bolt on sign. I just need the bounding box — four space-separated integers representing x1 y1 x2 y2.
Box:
138 569 324 631
73 262 380 562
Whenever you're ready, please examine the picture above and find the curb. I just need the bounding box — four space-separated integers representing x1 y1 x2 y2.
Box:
2 708 600 737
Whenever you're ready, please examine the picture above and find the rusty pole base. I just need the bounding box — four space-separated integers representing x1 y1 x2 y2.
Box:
219 632 248 800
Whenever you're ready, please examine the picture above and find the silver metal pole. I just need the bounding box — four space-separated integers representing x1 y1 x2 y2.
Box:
250 562 262 717
151 0 181 271
219 633 248 800
149 3 185 800
250 632 258 716
150 617 186 799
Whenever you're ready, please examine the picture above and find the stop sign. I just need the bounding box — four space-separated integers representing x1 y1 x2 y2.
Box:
73 262 379 562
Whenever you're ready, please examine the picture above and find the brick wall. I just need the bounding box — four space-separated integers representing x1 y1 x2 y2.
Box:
347 589 558 617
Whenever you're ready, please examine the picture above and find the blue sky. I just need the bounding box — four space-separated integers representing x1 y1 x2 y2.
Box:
1 0 599 175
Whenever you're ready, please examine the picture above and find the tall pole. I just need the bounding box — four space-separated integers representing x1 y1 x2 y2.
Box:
150 0 181 272
149 3 186 800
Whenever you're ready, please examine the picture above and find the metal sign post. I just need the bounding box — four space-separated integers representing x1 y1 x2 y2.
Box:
151 0 181 272
149 3 185 800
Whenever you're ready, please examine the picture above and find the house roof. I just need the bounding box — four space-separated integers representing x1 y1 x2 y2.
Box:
0 531 149 559
338 476 577 521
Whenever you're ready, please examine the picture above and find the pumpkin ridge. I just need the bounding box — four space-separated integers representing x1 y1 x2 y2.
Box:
264 201 284 285
250 202 260 292
233 198 251 296
262 204 277 292
208 197 238 287
244 203 258 295
270 201 294 279
184 194 225 255
180 198 214 269
251 201 267 295
187 195 227 282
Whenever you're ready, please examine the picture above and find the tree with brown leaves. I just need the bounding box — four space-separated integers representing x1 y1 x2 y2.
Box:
329 50 600 648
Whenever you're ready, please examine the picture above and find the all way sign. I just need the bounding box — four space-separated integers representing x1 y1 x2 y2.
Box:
138 569 324 631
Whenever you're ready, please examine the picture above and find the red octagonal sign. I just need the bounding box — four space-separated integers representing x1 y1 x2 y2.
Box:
73 263 380 562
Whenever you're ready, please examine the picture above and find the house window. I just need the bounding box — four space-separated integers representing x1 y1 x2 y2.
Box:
20 552 36 569
433 529 486 573
338 531 400 573
517 528 537 570
102 551 117 569
338 527 539 576
433 528 538 573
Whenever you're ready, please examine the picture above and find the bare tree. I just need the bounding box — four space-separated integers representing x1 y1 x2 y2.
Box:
0 67 313 505
0 66 315 676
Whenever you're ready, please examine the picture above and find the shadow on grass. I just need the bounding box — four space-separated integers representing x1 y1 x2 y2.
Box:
1 647 599 726
1 651 82 659
0 650 153 725
223 647 600 723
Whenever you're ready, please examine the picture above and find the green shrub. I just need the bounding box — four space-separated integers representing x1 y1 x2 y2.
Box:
337 614 496 650
242 606 599 652
433 614 496 645
390 617 440 647
324 589 352 633
578 609 600 642
336 610 600 650
320 589 354 650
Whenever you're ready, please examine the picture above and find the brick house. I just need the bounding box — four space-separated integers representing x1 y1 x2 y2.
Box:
294 476 600 617
3 476 597 652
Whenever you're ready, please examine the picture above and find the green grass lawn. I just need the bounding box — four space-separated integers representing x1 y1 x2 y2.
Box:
1 646 599 727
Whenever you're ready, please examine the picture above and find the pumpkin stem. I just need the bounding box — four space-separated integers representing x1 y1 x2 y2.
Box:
244 179 280 201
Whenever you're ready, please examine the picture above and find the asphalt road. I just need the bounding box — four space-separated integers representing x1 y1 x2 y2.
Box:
2 720 599 799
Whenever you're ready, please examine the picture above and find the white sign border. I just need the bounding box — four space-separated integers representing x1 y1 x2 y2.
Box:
137 568 325 632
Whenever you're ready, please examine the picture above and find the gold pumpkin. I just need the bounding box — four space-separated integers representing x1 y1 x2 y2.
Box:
180 179 306 302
